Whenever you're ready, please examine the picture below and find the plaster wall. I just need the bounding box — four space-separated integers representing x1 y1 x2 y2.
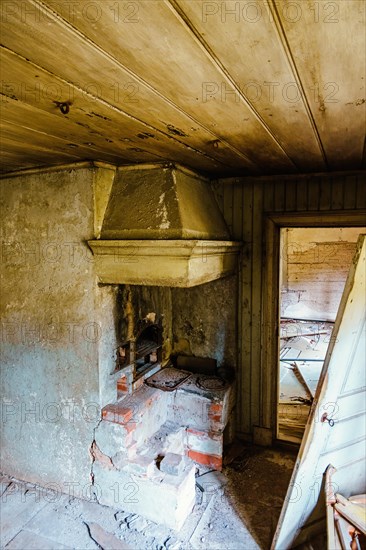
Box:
100 165 229 240
171 275 237 369
281 227 365 321
0 167 104 495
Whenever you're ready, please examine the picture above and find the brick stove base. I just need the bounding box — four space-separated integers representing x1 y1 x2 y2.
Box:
91 369 235 530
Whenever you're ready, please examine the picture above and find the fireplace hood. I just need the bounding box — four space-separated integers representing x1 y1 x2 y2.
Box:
88 164 241 287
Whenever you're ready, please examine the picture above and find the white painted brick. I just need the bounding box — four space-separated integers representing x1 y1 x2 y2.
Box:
186 429 223 456
126 455 156 477
93 459 195 531
95 420 132 457
160 453 185 476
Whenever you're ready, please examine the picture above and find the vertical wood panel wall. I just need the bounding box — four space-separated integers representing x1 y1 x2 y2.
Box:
212 172 366 438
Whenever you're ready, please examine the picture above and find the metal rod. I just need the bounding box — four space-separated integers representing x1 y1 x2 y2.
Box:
280 330 329 337
282 358 325 362
281 316 335 323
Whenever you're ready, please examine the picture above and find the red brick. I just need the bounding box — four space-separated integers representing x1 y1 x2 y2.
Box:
117 375 128 391
208 404 223 422
186 427 203 436
187 450 222 471
209 403 223 414
102 403 134 425
187 427 222 441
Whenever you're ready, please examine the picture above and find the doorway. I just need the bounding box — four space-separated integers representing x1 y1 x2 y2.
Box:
277 227 365 443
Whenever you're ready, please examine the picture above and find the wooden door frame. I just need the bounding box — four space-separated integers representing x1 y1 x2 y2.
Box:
260 210 366 445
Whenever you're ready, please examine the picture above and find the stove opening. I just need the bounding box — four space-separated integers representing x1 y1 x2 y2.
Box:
135 323 163 375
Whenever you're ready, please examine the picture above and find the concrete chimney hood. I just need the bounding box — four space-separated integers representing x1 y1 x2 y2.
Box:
88 164 241 287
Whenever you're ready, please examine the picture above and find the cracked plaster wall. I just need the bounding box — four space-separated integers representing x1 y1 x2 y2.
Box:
0 167 116 496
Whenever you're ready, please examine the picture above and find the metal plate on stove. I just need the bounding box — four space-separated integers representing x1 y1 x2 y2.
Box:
145 367 191 391
195 375 230 391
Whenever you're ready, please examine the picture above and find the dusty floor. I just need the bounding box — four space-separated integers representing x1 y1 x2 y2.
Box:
0 443 297 550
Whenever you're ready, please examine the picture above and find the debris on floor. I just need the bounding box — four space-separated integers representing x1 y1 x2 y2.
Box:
195 470 228 492
327 487 366 550
0 443 296 550
86 522 132 550
279 318 334 442
223 439 247 466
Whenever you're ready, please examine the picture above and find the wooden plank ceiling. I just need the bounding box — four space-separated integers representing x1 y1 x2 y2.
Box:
0 0 365 176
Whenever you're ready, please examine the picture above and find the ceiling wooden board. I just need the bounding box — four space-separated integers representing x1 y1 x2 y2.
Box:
174 0 326 172
0 136 81 165
0 121 128 165
0 0 365 176
0 48 226 172
0 0 252 172
0 153 38 172
38 0 294 170
276 0 366 170
1 96 163 164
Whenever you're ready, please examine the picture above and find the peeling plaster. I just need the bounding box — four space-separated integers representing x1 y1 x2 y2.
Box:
89 418 103 503
157 192 170 230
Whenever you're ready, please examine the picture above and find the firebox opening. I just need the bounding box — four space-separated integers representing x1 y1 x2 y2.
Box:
135 323 163 375
115 321 164 397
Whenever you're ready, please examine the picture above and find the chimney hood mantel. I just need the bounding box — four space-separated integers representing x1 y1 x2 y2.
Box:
88 239 241 287
88 164 241 287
